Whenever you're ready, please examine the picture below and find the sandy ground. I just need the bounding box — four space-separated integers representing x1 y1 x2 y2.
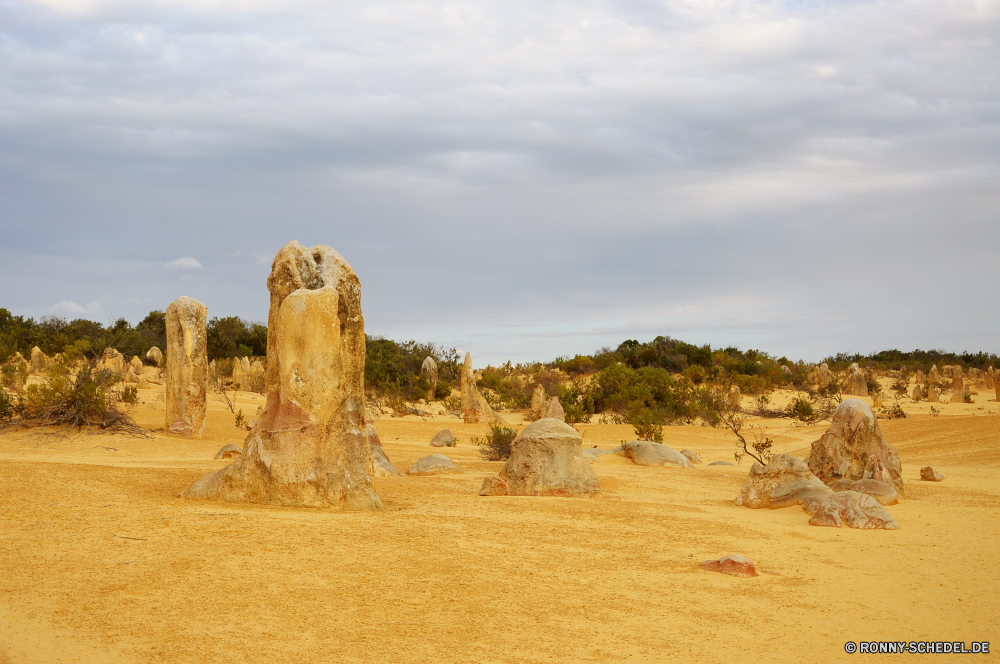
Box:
1 381 998 663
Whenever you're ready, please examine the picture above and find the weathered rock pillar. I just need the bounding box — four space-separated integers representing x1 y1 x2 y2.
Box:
421 356 438 401
181 241 382 510
460 352 504 424
165 296 208 438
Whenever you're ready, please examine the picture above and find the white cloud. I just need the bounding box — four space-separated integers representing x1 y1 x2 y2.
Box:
49 300 103 315
165 256 202 269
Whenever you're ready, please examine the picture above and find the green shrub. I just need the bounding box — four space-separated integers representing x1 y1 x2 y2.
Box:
786 396 815 423
626 403 664 442
471 424 519 461
119 385 138 405
11 363 147 435
0 389 14 422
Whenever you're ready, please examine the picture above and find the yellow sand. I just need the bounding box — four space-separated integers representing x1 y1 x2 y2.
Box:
0 384 998 663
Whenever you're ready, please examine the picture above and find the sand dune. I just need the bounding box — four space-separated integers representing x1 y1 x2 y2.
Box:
0 386 997 663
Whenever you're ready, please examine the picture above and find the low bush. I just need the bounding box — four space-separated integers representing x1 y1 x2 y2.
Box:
9 361 147 436
472 424 519 461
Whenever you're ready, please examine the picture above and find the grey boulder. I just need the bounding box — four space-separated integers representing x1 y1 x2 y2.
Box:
407 454 464 476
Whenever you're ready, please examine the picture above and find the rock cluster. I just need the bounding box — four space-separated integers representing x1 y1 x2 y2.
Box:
96 348 126 375
735 454 832 510
808 491 900 529
810 362 833 388
181 241 382 510
460 353 504 424
807 399 905 498
165 296 208 439
478 418 598 497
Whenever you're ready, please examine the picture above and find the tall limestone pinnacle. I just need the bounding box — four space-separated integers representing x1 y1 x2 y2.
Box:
181 241 382 510
165 296 208 438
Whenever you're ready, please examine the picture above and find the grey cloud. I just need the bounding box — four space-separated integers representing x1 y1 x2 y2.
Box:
0 0 997 363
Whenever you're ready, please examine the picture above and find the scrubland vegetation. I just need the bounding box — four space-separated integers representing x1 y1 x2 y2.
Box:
2 308 997 441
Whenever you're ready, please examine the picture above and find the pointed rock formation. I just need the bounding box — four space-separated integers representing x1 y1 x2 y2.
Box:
843 363 868 396
807 399 905 498
366 423 400 477
165 296 208 439
421 356 438 401
28 347 52 375
542 396 565 422
529 384 546 420
181 241 382 510
460 353 504 424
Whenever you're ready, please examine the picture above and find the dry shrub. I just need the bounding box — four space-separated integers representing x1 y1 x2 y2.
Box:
3 353 149 437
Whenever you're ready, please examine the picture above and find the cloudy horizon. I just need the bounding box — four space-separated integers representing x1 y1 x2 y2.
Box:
1 0 998 366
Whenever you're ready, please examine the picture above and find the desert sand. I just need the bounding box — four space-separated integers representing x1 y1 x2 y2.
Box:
1 383 998 663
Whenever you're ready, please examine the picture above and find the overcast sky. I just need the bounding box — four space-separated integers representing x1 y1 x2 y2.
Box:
1 0 997 365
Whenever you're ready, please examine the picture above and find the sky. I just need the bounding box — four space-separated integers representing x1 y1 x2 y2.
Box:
1 0 998 366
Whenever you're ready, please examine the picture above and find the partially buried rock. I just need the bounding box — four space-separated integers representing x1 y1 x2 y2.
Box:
180 241 383 510
699 555 759 578
735 454 832 510
679 449 702 464
708 461 735 466
847 478 899 506
479 475 509 496
215 444 243 460
407 454 464 476
808 491 900 529
499 418 599 496
621 441 690 468
920 466 945 482
146 346 163 367
807 399 905 498
430 429 456 447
